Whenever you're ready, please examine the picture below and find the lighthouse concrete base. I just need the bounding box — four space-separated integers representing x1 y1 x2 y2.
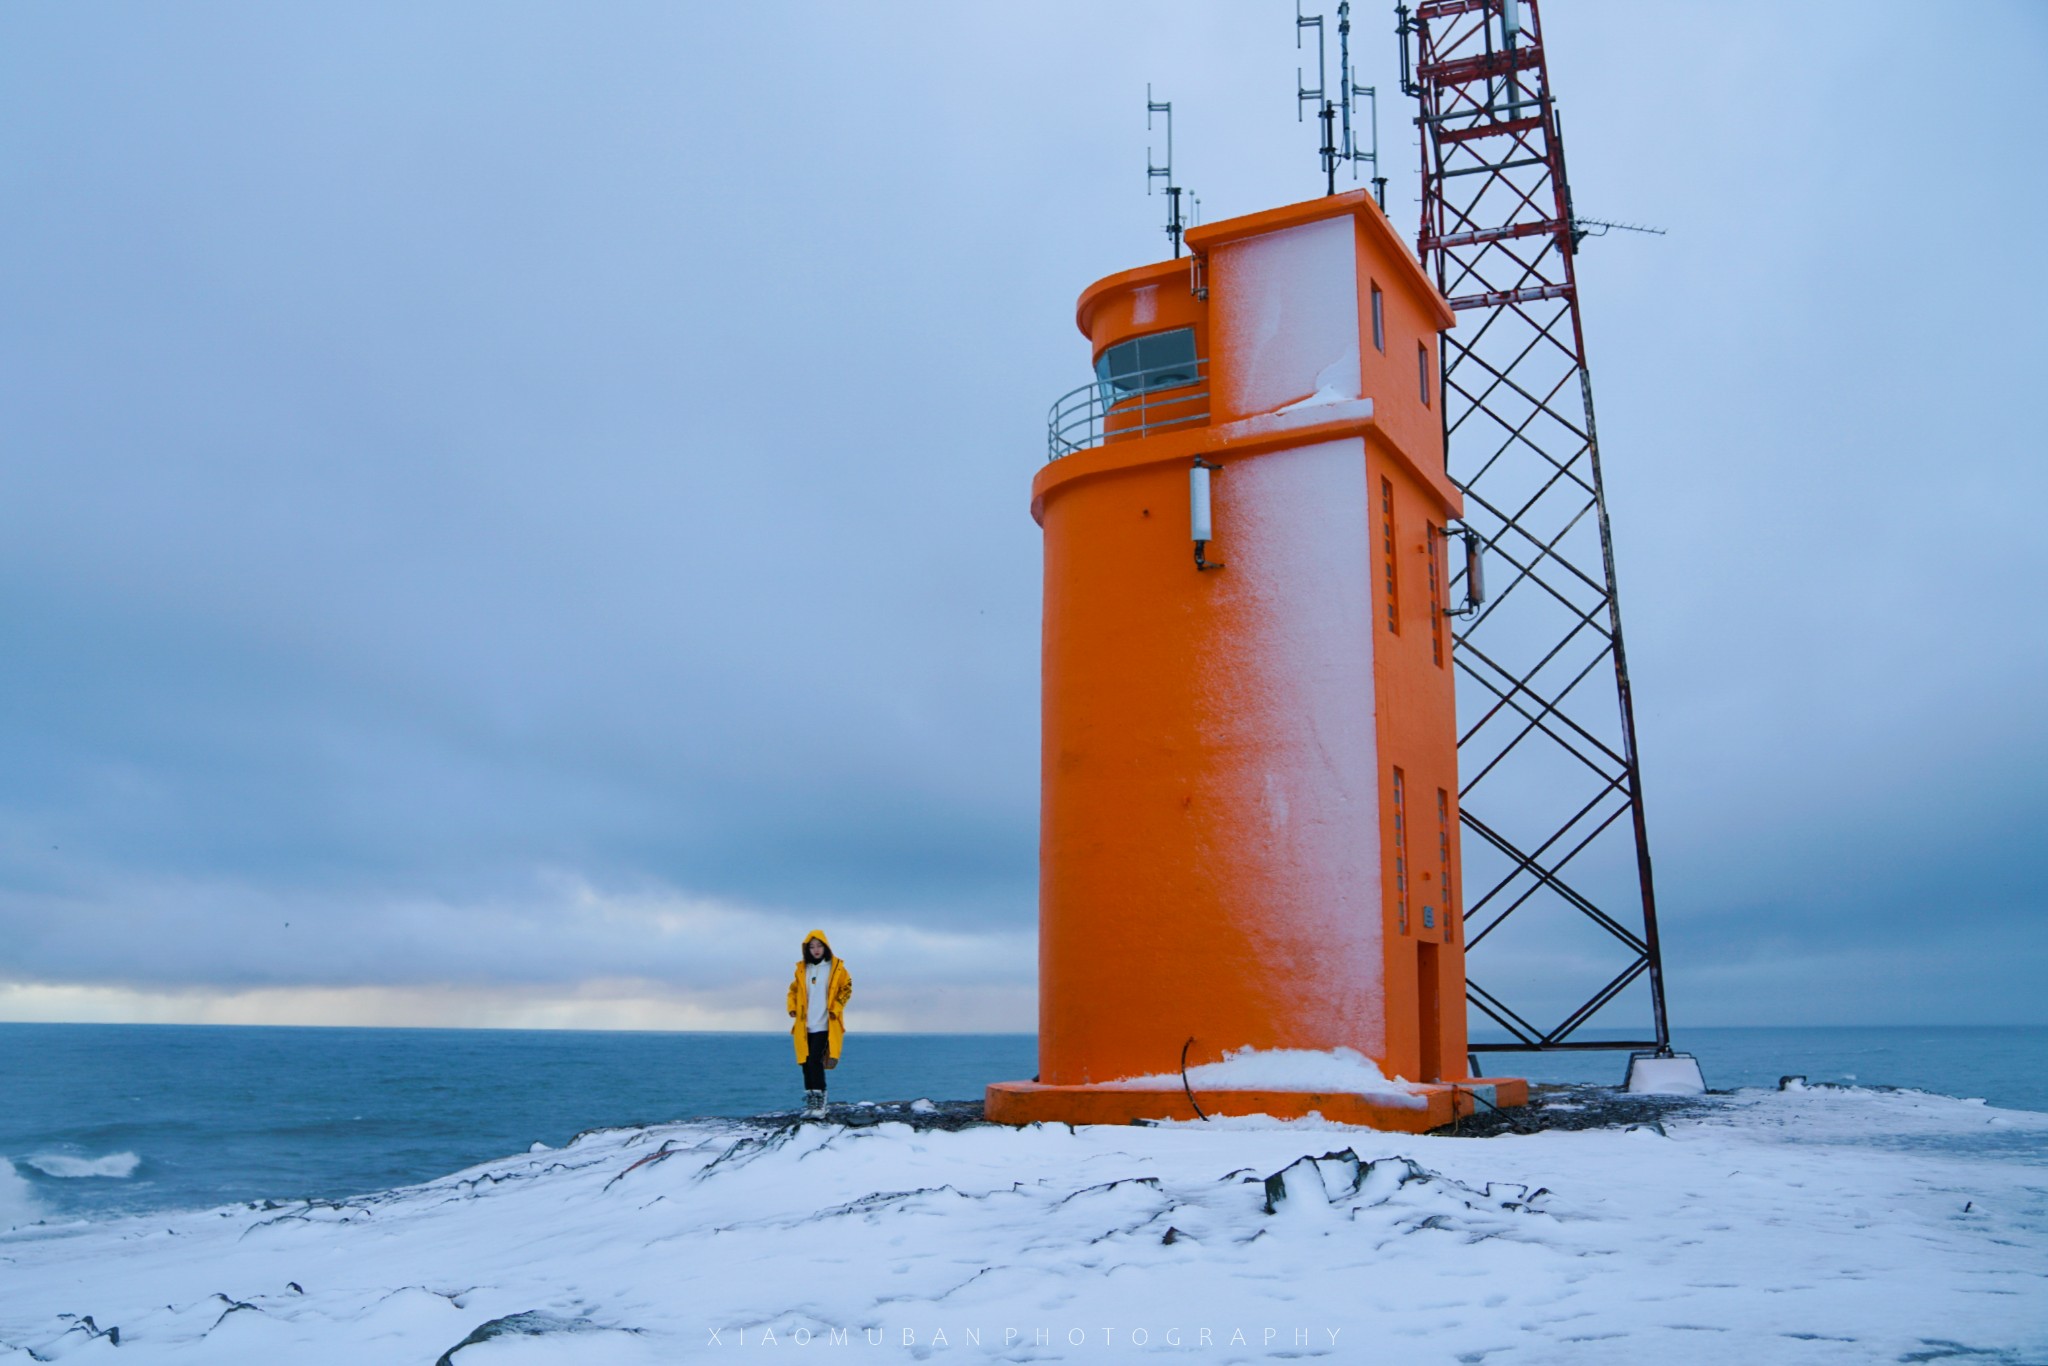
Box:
984 1077 1528 1133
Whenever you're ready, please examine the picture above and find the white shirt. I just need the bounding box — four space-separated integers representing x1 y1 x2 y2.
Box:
805 959 832 1032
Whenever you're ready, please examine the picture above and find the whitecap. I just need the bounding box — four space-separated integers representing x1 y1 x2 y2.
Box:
23 1151 141 1179
0 1159 44 1229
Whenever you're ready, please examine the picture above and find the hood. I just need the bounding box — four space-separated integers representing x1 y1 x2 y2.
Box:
800 928 835 962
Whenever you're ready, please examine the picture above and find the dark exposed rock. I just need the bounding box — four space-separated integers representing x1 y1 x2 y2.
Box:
746 1098 991 1133
697 1087 1712 1141
1430 1083 1714 1138
435 1311 622 1365
51 1313 120 1348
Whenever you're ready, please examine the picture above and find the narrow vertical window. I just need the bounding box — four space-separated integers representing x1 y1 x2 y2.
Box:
1371 283 1385 353
1436 787 1455 943
1380 478 1399 635
1426 524 1444 667
1393 768 1410 935
1418 339 1431 407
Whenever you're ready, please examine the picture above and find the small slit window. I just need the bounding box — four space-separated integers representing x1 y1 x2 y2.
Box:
1095 328 1199 402
1427 523 1445 666
1381 478 1400 635
1418 339 1432 407
1393 767 1410 935
1436 787 1456 943
1371 284 1385 353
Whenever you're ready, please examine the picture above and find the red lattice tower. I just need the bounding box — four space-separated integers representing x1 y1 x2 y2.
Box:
1400 0 1674 1060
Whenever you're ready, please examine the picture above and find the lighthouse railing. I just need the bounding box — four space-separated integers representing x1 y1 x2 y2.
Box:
1046 357 1211 461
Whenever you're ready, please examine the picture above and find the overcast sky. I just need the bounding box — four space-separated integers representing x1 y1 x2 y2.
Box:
2 2 2042 1034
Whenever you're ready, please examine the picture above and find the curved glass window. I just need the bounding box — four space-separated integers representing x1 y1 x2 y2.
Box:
1094 327 1199 403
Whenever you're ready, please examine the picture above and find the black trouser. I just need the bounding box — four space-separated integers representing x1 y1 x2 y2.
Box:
801 1030 830 1091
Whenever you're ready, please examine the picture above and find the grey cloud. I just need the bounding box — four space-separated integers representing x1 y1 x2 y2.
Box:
0 2 2042 1025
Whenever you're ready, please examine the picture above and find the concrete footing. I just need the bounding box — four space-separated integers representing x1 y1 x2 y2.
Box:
984 1077 1529 1132
1624 1051 1707 1096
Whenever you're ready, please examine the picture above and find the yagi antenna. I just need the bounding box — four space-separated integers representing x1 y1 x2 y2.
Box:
1570 217 1669 249
1147 85 1189 259
1298 2 1384 206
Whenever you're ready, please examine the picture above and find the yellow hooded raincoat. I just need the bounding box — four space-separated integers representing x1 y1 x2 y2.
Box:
786 929 852 1065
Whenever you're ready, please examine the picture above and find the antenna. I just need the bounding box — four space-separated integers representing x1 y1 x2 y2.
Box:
1395 3 1419 99
1570 216 1669 249
1295 3 1325 113
1295 2 1337 195
1335 1 1386 209
1147 85 1188 259
1501 0 1523 120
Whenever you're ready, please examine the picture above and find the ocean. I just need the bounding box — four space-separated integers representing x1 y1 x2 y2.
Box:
2 1023 2040 1227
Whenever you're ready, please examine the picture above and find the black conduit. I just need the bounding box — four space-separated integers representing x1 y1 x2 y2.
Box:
1180 1037 1209 1121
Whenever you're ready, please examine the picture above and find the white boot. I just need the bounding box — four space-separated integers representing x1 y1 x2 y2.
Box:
803 1088 826 1117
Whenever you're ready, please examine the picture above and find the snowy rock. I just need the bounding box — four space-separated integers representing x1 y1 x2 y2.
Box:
434 1310 637 1365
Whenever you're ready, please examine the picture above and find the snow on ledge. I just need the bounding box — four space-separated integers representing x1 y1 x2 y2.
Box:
1214 396 1375 444
1098 1046 1429 1109
1275 385 1364 415
1272 341 1363 414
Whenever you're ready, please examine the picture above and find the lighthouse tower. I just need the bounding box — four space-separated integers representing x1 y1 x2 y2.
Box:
985 189 1526 1131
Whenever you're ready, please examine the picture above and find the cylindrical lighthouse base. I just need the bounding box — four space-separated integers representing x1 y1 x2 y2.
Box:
983 1077 1529 1131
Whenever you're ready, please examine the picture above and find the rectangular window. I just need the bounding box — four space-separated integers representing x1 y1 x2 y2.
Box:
1426 524 1444 667
1436 788 1456 943
1094 327 1199 400
1380 478 1399 635
1418 339 1431 407
1393 768 1410 935
1371 284 1385 353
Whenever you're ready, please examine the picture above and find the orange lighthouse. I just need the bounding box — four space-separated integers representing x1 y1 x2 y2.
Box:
985 189 1526 1131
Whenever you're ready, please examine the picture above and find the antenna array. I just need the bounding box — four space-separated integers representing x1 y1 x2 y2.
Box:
1146 86 1191 259
1295 1 1386 206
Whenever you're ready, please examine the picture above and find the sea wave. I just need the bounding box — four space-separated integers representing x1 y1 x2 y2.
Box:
0 1159 44 1228
23 1151 141 1179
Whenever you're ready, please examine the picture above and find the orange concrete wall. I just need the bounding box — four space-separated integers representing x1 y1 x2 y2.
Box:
1036 433 1384 1084
1035 191 1470 1089
1076 258 1207 363
1348 195 1451 481
1368 427 1468 1083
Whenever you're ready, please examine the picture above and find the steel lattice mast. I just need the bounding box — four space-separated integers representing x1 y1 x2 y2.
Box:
1398 0 1673 1058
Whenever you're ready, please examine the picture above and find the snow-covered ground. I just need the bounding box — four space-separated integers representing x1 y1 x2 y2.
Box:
2 1087 2043 1364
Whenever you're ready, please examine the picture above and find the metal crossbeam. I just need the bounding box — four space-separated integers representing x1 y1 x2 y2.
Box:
1401 0 1673 1056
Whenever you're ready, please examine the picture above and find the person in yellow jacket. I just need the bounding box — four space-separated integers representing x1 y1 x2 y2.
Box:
786 929 852 1118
